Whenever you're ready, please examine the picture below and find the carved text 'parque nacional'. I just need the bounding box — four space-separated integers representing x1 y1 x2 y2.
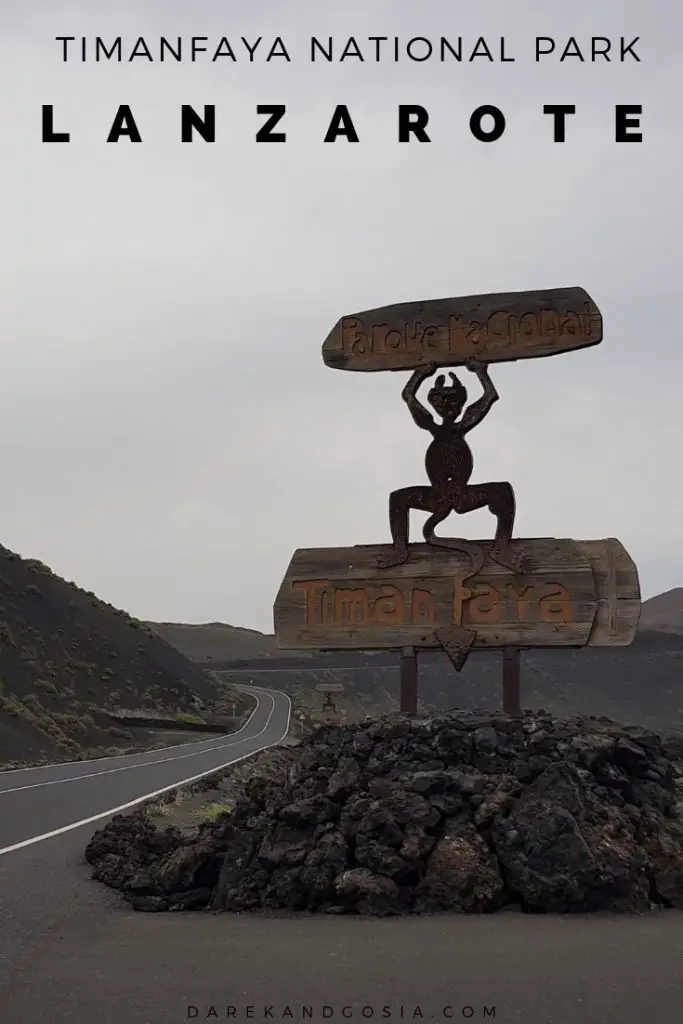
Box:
322 287 603 371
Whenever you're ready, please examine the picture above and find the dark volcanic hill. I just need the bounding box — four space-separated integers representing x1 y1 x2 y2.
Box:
0 545 248 764
210 632 683 736
151 589 683 664
150 588 683 735
147 621 283 661
640 589 683 633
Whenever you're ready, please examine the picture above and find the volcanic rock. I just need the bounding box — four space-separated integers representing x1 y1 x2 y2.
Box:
85 710 683 916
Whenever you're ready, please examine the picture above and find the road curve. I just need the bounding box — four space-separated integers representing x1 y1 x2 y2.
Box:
1 685 682 1024
0 685 291 856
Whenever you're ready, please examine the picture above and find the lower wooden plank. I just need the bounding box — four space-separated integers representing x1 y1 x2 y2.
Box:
273 537 640 652
577 539 642 645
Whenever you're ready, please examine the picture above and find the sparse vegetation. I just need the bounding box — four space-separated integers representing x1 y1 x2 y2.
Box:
33 678 58 697
146 621 281 662
107 725 134 741
200 801 233 821
174 713 206 726
0 621 16 647
0 542 250 765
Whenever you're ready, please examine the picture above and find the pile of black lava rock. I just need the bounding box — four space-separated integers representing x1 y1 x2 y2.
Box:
85 709 683 916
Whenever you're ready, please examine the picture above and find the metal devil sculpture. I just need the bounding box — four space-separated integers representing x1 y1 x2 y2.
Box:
274 286 641 715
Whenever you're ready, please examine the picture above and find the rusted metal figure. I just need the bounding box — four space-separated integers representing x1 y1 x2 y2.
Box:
378 359 523 574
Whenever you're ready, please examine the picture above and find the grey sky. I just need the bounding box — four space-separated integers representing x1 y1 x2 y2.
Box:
0 1 680 632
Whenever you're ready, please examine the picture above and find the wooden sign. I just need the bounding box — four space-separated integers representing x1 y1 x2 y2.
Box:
274 538 640 654
322 287 602 372
315 683 345 693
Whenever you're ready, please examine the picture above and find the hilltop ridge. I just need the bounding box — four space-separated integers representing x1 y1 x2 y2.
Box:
147 620 280 661
147 585 683 665
0 545 248 764
638 588 683 634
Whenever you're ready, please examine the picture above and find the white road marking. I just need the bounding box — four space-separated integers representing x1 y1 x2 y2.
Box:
0 688 259 776
0 693 266 794
0 690 292 858
222 666 380 673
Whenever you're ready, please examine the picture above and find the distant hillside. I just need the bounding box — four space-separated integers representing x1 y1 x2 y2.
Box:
147 621 282 661
639 588 683 634
149 588 683 734
0 546 248 764
150 586 683 665
215 632 683 735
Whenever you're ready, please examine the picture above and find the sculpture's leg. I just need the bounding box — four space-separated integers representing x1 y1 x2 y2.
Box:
453 481 525 573
486 483 523 572
377 486 435 568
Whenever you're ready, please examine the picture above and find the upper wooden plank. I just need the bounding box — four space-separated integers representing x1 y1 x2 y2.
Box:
322 287 603 372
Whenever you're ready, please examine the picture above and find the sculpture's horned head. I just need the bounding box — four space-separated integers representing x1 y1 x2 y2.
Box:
427 372 467 421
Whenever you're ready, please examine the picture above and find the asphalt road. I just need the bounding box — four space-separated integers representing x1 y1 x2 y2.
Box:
0 685 291 855
0 684 291 999
1 888 682 1023
1 684 682 1023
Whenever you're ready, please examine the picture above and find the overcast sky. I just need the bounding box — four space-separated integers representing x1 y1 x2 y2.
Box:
0 1 680 632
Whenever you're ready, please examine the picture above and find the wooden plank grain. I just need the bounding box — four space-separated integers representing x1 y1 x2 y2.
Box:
283 538 597 583
576 538 641 645
273 537 640 653
322 287 603 372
